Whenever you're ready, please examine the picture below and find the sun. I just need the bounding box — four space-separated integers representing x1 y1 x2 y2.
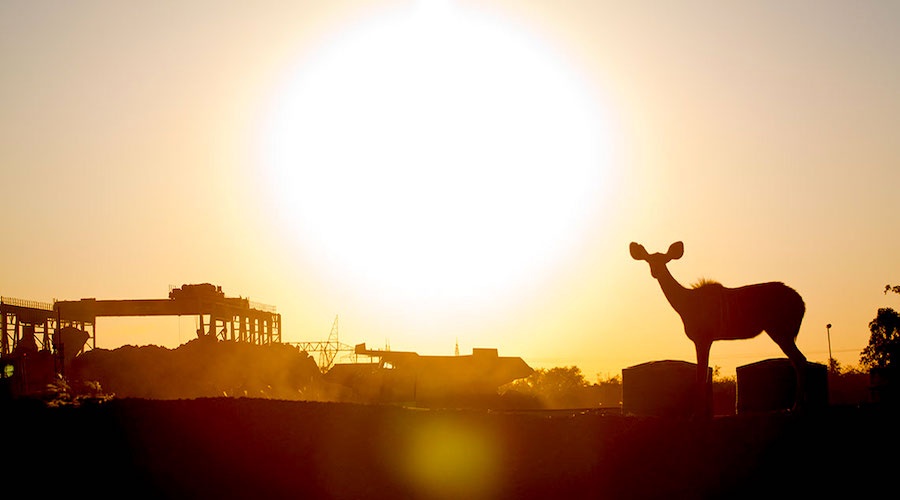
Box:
259 0 612 311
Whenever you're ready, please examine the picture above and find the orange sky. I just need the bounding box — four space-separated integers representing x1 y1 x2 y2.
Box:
2 0 899 378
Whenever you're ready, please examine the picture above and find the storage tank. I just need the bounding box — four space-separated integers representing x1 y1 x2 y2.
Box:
622 360 711 418
736 358 827 413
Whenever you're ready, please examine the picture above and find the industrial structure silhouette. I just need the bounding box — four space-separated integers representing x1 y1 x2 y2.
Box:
1 284 534 404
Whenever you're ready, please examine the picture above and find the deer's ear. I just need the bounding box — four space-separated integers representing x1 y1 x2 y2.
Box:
667 241 684 260
629 242 649 261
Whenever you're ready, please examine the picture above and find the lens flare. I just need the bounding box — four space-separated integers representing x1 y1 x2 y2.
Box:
401 417 500 499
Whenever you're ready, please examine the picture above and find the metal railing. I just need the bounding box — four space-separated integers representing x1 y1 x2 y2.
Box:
0 296 54 311
249 301 277 313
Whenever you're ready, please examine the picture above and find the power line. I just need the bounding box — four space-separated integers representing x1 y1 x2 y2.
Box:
711 347 864 360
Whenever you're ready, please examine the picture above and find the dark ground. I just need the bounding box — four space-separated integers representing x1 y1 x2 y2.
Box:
4 398 897 499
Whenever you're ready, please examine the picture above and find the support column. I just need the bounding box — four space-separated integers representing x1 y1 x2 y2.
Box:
42 319 50 351
1 311 7 356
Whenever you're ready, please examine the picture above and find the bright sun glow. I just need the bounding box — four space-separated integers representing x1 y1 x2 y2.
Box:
261 0 611 310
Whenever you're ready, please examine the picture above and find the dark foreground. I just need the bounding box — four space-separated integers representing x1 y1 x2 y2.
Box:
5 398 897 499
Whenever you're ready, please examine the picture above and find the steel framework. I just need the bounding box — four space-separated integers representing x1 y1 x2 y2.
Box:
289 316 354 372
2 284 282 356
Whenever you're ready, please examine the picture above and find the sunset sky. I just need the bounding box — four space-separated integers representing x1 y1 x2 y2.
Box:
3 0 899 378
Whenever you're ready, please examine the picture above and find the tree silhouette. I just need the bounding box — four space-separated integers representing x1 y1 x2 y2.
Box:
828 357 841 373
861 307 900 370
533 366 588 394
503 366 604 408
595 373 622 407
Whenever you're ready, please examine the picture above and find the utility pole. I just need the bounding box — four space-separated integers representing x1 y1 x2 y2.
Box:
826 323 833 372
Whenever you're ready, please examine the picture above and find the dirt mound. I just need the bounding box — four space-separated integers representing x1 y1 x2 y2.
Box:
69 339 321 400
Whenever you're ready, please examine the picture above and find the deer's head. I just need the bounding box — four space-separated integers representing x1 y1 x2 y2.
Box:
630 241 683 279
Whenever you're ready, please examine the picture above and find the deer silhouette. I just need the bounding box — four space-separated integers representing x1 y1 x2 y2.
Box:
630 241 808 413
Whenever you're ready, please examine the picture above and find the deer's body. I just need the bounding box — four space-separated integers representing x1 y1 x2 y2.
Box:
631 241 807 413
662 280 805 345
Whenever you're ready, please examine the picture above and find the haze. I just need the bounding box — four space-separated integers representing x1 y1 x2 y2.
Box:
2 0 899 377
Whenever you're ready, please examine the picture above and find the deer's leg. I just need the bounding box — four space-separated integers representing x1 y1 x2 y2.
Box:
694 341 711 418
773 336 807 411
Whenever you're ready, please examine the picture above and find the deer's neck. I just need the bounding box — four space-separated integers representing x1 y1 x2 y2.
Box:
655 266 690 314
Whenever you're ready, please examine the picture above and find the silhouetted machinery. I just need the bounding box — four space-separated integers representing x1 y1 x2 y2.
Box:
2 284 281 398
0 322 90 398
326 343 533 404
168 283 226 301
55 283 280 344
